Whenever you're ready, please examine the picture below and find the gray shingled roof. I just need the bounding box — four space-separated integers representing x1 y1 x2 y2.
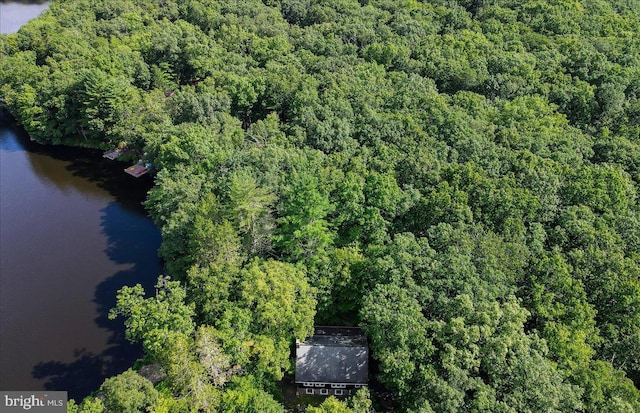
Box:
295 327 369 384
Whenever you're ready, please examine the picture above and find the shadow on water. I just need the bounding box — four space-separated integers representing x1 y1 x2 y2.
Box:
1 110 153 212
93 201 163 349
32 349 115 401
5 113 165 401
32 202 163 401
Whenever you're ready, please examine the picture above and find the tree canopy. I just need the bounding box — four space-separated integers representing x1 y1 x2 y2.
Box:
2 0 640 411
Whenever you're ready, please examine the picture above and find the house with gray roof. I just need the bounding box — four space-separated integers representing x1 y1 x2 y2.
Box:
295 326 369 397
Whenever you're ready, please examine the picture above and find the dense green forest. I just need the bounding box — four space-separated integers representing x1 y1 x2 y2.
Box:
2 0 640 411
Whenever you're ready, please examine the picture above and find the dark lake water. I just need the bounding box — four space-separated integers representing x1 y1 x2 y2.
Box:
0 116 163 401
0 3 163 401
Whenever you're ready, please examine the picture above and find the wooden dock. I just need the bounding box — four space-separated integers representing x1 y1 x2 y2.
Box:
103 149 123 160
124 163 148 177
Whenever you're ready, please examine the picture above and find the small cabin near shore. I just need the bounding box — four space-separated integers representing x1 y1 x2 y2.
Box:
295 326 369 397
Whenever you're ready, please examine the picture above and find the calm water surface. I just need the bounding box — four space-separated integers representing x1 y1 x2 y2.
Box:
0 117 163 401
0 2 50 34
0 4 163 400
